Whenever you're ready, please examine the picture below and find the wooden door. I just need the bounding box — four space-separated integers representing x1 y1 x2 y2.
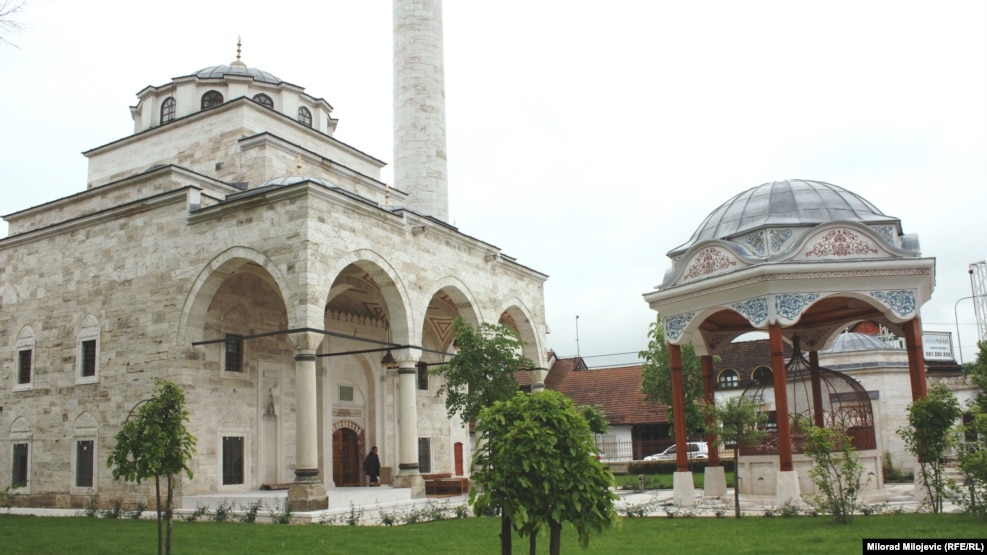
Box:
332 429 360 486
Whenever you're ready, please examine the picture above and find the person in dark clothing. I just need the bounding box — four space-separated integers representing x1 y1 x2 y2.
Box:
363 446 381 486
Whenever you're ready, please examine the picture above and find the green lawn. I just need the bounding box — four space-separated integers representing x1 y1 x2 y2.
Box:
1 512 984 554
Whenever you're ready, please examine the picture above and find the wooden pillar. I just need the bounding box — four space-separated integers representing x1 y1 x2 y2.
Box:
903 318 928 400
701 355 720 467
809 350 825 428
769 324 793 472
669 343 689 473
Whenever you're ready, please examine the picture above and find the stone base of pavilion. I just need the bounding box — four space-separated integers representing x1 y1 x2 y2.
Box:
734 450 884 498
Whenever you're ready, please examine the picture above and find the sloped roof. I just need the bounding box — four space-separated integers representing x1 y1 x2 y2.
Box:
546 357 668 426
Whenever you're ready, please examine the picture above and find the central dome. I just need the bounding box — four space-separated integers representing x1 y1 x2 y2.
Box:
194 63 283 85
669 179 895 256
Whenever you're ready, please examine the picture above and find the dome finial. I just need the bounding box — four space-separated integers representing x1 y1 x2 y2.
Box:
231 35 246 67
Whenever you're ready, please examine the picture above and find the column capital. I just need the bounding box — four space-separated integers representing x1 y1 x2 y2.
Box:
394 347 423 368
289 330 325 354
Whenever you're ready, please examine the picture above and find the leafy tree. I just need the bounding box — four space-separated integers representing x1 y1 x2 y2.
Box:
579 404 609 435
108 380 196 555
966 340 987 413
952 411 987 518
804 425 868 524
640 317 706 437
898 381 962 513
703 397 767 518
431 316 534 424
471 390 620 555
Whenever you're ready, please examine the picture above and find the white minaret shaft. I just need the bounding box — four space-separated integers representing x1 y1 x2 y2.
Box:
393 0 449 222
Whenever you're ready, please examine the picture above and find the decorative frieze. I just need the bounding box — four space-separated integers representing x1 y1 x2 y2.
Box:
804 229 877 258
731 297 768 326
775 293 820 321
870 290 917 318
663 312 695 342
683 247 738 281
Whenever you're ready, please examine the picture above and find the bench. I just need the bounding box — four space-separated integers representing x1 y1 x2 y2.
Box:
422 473 470 496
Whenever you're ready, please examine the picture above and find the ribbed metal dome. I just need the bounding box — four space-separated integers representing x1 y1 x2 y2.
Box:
194 63 282 85
824 332 901 353
669 179 895 256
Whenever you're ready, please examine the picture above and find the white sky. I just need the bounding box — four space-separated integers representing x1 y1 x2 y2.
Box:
2 0 986 362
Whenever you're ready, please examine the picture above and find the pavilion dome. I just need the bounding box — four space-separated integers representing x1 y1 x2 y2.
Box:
668 179 898 257
194 62 283 85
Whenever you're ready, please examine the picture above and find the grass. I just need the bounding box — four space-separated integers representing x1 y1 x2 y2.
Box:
1 512 985 554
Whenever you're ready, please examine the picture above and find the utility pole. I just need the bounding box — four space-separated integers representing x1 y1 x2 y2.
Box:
576 315 581 358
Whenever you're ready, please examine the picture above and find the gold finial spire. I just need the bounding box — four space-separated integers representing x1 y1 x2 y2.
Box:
232 35 246 67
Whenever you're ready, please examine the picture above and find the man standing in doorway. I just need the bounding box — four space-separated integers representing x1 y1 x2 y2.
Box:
363 446 381 486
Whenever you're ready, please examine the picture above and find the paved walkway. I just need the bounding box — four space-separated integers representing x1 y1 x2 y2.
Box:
5 481 952 524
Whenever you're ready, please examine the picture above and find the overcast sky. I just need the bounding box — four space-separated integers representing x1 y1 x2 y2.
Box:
2 0 985 363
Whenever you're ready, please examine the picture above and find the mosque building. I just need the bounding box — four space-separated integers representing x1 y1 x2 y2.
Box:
0 0 548 510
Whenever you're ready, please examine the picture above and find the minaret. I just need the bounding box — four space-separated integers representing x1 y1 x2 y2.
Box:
393 0 449 222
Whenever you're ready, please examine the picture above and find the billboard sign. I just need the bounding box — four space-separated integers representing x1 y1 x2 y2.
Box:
923 331 954 361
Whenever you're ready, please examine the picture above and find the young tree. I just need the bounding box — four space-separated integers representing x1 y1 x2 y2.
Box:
704 397 766 518
804 425 868 524
898 381 962 513
431 316 534 424
108 380 196 555
640 317 706 437
954 340 987 517
471 390 619 555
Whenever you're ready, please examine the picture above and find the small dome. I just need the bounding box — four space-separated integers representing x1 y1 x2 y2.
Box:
824 332 900 353
669 179 895 256
194 64 282 85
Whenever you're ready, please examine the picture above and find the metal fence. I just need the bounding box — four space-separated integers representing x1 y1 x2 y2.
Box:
594 439 733 462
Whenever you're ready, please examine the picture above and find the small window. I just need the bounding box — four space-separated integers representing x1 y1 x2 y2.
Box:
752 366 773 385
12 443 28 489
222 436 244 485
224 334 244 373
253 93 273 108
80 340 97 378
201 90 224 109
161 97 176 123
17 349 32 386
75 440 94 488
417 437 431 474
717 369 739 388
297 106 312 127
339 385 354 402
417 361 428 391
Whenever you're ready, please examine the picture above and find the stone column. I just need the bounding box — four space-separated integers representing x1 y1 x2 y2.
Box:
393 353 425 497
287 331 328 511
668 343 696 506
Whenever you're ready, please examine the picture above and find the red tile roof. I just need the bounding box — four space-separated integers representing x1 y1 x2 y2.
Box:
545 357 668 425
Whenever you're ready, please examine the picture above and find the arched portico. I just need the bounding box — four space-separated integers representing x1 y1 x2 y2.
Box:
644 180 936 507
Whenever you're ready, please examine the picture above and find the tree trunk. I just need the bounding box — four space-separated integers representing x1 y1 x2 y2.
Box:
733 445 741 519
165 474 174 555
549 519 562 555
155 475 163 555
500 514 512 555
529 530 537 555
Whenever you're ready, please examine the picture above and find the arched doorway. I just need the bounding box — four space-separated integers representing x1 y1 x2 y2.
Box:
332 428 361 486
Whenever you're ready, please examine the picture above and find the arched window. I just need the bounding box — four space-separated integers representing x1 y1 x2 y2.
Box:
201 90 224 109
752 366 773 385
160 97 176 123
253 93 273 109
297 106 312 127
717 369 739 388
